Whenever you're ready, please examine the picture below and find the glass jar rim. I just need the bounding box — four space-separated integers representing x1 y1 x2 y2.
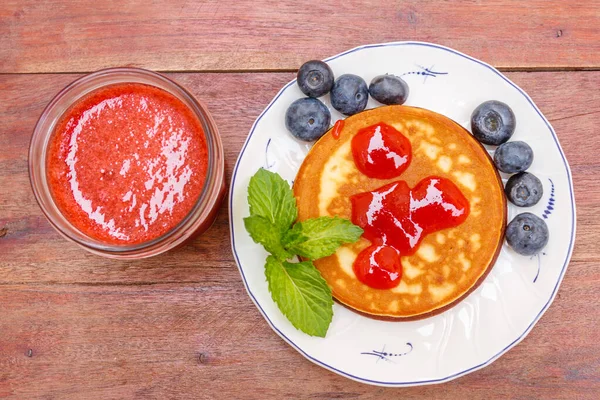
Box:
29 67 224 257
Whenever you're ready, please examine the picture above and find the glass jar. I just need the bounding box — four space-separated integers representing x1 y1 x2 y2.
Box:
29 68 225 259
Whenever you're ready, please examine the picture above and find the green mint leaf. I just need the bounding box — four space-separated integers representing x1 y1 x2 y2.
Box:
247 168 297 232
265 256 333 337
282 216 363 260
243 215 292 261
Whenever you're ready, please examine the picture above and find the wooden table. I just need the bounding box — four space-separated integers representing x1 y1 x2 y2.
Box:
1 1 599 398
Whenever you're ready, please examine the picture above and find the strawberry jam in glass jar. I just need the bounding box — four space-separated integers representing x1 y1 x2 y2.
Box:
30 68 225 258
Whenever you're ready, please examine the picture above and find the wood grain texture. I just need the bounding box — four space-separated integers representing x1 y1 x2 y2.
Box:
0 266 598 399
1 71 599 284
1 0 600 73
1 71 599 398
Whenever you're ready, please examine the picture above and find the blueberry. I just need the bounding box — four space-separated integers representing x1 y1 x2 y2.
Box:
494 141 534 173
369 74 409 105
505 172 543 207
285 97 331 141
297 60 335 98
506 212 549 256
471 100 516 145
330 74 369 116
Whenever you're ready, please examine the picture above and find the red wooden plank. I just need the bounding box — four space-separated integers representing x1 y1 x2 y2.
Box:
0 71 598 284
1 0 599 73
0 275 598 398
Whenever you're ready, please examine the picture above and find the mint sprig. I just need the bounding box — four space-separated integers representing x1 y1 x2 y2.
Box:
265 256 333 337
244 215 293 261
244 168 363 337
282 216 364 260
247 168 297 231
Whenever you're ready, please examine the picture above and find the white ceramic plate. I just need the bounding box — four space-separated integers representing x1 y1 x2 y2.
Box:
228 42 576 386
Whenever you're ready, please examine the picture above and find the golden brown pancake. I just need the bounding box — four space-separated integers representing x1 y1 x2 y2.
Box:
293 105 506 319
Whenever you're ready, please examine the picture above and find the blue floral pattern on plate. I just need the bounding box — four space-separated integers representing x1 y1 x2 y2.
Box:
362 343 413 363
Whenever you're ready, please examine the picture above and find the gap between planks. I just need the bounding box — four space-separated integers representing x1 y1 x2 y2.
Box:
2 66 600 76
0 281 227 287
1 259 596 287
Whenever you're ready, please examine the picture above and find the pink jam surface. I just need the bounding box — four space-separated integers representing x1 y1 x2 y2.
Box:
47 82 208 245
